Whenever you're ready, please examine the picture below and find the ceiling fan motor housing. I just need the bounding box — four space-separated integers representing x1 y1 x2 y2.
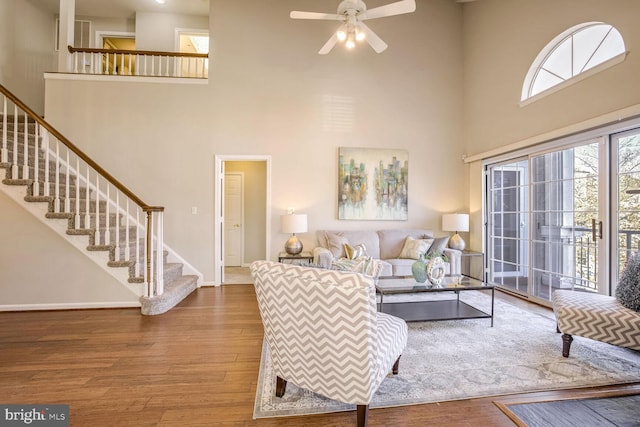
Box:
337 0 367 15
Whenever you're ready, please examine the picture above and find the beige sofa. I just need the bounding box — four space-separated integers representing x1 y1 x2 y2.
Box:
313 229 461 277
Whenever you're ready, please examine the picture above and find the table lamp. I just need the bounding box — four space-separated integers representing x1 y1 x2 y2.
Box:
442 213 469 251
280 213 307 255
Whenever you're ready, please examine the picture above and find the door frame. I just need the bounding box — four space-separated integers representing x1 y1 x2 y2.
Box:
214 155 271 286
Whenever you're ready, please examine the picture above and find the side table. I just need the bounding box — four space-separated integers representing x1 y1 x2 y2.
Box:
461 250 484 281
277 251 314 265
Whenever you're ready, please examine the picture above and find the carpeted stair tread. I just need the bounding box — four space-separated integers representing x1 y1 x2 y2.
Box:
139 275 199 315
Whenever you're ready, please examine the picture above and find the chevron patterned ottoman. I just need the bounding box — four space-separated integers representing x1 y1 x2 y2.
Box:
552 290 640 357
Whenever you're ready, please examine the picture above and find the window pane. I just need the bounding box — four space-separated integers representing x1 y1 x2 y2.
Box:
531 68 564 96
573 24 610 74
584 29 625 72
545 38 573 80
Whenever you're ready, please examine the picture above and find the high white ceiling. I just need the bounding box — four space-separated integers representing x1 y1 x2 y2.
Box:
40 0 209 19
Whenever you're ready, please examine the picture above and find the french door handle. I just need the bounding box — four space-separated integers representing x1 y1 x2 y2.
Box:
592 219 603 241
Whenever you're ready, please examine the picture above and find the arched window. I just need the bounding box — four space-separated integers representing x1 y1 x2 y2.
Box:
521 22 626 102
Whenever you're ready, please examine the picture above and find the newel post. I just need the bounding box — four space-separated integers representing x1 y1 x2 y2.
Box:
144 207 165 297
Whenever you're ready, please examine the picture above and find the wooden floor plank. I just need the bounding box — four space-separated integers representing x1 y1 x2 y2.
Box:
1 284 638 426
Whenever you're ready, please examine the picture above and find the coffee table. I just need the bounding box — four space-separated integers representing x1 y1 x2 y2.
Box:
375 276 494 326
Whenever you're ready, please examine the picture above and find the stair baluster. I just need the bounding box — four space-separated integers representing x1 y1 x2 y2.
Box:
21 112 28 179
114 192 121 262
74 157 81 229
94 174 100 244
1 98 6 163
32 124 40 197
12 107 18 179
105 184 110 245
64 150 70 212
53 140 60 212
43 128 50 196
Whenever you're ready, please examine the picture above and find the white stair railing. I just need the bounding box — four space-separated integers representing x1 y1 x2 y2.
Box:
0 84 165 298
68 45 208 79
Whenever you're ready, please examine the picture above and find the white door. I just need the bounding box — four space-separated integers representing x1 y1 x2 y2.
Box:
224 173 243 266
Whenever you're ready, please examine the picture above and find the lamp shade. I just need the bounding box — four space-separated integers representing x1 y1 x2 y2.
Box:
442 214 469 232
280 214 307 234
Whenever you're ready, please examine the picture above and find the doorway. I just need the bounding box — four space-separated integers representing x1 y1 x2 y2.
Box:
214 156 271 285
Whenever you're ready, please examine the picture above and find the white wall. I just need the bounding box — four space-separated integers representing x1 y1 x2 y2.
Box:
135 12 208 51
0 191 140 308
462 0 640 154
43 0 466 282
0 0 56 115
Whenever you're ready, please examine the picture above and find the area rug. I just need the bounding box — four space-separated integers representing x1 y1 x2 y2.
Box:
497 393 640 426
253 291 640 419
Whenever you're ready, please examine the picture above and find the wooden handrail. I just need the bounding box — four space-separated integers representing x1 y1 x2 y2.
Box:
68 45 208 59
0 83 163 213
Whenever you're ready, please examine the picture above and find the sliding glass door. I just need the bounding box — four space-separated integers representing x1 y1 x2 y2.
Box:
613 129 640 288
487 137 612 302
488 160 529 294
529 140 606 299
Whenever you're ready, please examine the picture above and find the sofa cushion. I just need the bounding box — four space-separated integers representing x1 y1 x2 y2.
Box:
427 236 450 257
318 230 381 259
384 258 415 277
344 243 367 260
399 236 434 259
326 232 349 258
378 229 434 260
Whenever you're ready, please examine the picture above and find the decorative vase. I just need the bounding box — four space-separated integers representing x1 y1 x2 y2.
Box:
411 254 428 283
427 256 446 286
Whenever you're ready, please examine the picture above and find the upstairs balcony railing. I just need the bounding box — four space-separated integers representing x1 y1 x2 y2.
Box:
0 83 165 298
67 45 208 79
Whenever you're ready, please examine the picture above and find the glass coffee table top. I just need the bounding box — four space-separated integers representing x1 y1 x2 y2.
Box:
375 276 495 325
376 276 492 293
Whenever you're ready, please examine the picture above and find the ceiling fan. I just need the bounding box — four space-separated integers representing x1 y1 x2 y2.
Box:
290 0 416 54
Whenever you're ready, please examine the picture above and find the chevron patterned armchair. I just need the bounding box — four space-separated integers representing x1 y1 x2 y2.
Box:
250 260 408 427
552 289 640 357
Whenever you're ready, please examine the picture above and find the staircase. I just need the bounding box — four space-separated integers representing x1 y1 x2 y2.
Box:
0 84 199 315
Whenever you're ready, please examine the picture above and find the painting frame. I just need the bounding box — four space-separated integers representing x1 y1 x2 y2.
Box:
338 147 408 221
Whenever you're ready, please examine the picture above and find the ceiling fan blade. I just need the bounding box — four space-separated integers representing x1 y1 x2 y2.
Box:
290 11 343 20
359 0 416 20
318 33 339 55
359 22 388 53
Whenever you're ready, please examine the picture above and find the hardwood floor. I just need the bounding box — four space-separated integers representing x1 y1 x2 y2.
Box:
1 285 637 426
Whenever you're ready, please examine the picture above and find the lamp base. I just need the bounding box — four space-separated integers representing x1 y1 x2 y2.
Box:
285 235 303 255
448 233 466 251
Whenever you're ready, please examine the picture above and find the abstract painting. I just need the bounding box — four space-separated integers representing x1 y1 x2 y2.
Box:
338 147 408 220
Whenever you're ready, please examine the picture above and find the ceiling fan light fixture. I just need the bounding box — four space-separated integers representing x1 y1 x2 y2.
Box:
337 29 347 41
355 29 366 41
345 36 356 49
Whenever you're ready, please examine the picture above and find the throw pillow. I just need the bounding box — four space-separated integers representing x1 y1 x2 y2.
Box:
325 232 349 259
427 236 450 257
616 252 640 312
399 236 434 259
344 243 367 260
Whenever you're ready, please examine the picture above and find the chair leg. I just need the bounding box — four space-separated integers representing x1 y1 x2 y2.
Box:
356 404 368 427
561 333 573 358
392 356 401 375
275 376 287 397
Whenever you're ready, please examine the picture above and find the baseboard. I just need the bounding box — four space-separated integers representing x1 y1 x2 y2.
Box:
0 301 141 312
200 282 220 287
